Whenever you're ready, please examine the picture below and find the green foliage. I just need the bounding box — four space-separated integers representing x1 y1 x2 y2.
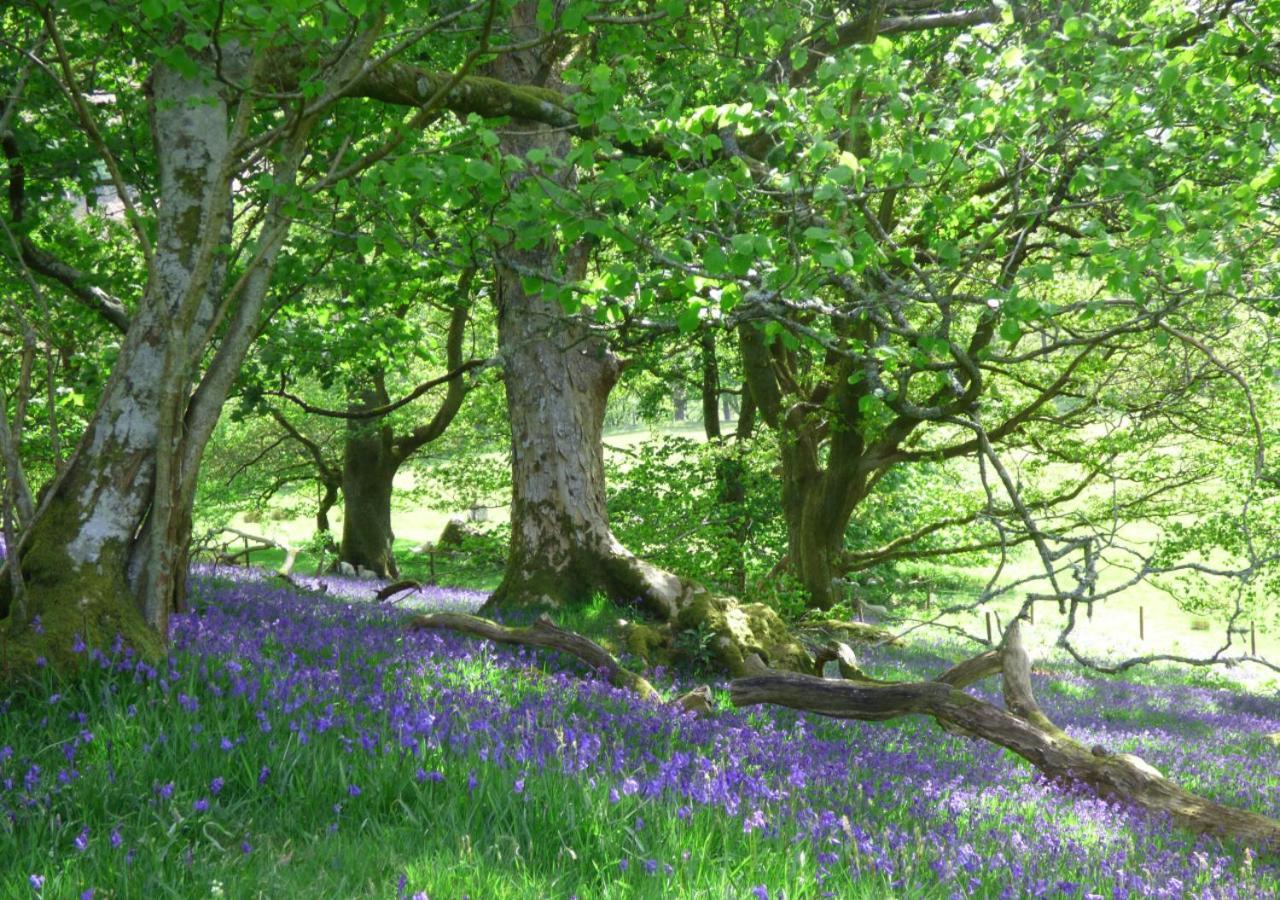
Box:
606 434 783 594
670 619 717 671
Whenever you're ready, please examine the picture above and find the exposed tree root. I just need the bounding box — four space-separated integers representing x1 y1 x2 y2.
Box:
484 544 815 677
730 621 1280 849
408 611 661 700
407 611 724 716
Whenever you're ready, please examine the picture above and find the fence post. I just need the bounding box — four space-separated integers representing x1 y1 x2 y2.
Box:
985 611 993 645
1139 606 1144 642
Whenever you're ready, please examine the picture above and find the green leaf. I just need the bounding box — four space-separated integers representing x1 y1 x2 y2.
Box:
677 302 702 333
870 36 894 61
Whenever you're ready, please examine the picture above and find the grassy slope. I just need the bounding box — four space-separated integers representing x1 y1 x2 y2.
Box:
2 572 1278 899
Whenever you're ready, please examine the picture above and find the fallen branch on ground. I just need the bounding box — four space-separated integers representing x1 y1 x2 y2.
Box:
408 612 661 700
204 527 299 575
729 621 1280 849
377 580 421 602
407 612 719 716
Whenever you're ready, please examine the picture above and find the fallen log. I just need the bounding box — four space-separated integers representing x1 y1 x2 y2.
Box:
211 527 299 575
377 580 422 602
730 620 1280 849
408 612 660 701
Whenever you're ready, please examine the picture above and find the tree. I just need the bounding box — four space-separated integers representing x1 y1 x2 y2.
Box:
334 295 478 578
586 1 1279 612
0 1 593 667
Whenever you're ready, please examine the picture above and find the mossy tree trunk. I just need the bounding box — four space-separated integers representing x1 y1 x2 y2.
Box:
0 48 319 671
0 59 236 664
483 2 670 615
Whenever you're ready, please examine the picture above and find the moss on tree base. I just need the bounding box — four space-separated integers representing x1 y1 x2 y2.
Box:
1 499 164 681
487 543 814 678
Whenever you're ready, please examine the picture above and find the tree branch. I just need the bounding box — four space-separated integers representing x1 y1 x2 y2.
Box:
408 611 659 699
1 130 131 332
270 356 489 420
732 621 1280 848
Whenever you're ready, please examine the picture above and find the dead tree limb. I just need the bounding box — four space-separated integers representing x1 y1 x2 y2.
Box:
408 612 660 700
211 527 299 574
730 621 1280 849
377 580 422 602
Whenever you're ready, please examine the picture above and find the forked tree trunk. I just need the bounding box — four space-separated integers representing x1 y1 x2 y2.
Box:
336 296 476 579
0 47 318 671
339 408 399 578
0 60 237 665
484 5 643 612
741 323 868 611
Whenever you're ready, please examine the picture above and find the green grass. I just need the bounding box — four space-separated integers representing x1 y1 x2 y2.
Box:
5 573 1277 899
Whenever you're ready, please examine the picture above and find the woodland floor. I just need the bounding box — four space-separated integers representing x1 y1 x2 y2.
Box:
2 567 1279 898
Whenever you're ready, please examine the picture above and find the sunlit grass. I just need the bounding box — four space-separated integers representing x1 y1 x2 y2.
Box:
3 574 1277 898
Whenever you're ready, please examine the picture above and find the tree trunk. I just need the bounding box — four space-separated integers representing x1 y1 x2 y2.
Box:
338 387 399 579
0 59 237 666
480 3 811 678
700 332 721 441
741 322 866 611
317 480 338 534
672 382 687 422
488 259 646 608
0 45 316 671
339 450 399 579
785 473 846 611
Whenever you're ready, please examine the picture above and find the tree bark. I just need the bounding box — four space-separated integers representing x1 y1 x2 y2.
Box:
700 332 722 441
731 621 1280 849
0 38 326 671
317 480 339 534
339 398 400 578
0 57 241 664
484 3 659 612
740 323 868 610
480 4 811 678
